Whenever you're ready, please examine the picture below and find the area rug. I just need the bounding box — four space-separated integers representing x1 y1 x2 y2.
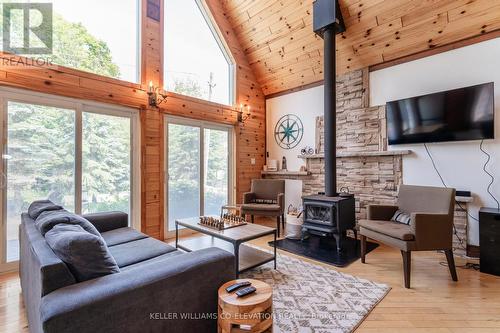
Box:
242 249 390 333
269 235 379 267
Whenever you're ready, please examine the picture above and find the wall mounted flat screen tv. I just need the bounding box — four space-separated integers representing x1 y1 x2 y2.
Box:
386 83 494 145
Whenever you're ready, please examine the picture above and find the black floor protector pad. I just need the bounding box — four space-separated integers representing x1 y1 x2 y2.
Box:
269 235 379 268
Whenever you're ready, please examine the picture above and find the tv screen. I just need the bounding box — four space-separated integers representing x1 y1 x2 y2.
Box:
386 83 495 145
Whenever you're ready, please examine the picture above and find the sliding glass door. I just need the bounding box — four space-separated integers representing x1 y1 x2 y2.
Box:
167 123 201 230
5 102 76 263
0 89 139 271
82 112 132 214
165 117 233 237
203 128 229 216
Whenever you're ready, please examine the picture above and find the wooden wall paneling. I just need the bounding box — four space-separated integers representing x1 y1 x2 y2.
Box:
222 0 500 96
0 54 147 108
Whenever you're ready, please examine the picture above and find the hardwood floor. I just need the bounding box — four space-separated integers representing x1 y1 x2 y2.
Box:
2 217 500 333
0 271 28 333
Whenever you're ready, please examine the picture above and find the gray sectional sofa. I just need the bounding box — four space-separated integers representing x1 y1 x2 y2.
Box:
20 209 235 333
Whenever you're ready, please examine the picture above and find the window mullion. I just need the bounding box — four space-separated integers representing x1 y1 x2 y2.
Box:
200 126 205 217
75 107 83 215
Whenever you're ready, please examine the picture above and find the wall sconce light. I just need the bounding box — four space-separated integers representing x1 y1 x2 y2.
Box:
147 81 168 108
237 104 251 123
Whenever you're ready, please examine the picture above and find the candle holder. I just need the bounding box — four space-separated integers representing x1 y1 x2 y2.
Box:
236 104 251 123
147 81 168 108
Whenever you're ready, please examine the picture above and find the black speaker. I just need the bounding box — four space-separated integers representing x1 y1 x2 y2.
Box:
313 0 346 36
479 207 500 276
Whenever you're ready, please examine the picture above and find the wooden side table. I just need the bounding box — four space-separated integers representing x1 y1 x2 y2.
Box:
218 279 273 333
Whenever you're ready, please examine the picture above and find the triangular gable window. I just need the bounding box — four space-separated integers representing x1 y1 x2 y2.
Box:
164 0 234 105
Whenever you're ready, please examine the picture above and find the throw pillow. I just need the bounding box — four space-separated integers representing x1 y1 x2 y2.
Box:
45 224 120 282
391 210 412 225
254 199 278 204
35 210 101 237
28 200 63 219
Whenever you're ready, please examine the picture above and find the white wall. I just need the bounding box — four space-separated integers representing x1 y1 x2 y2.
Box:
370 37 500 246
266 85 324 210
266 85 324 171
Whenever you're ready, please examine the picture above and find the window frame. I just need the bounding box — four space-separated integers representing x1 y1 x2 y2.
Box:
163 0 236 106
163 115 235 239
0 87 141 272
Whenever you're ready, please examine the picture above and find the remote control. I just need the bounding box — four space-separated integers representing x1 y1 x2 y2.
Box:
226 281 251 293
236 286 257 297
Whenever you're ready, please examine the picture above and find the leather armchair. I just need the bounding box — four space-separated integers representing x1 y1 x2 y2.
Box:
359 185 457 288
241 179 285 236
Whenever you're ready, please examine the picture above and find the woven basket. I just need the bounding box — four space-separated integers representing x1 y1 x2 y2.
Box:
285 213 303 240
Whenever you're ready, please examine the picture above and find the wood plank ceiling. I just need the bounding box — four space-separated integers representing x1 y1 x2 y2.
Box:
221 0 500 96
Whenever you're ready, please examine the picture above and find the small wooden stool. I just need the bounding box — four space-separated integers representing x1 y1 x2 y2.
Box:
218 279 273 333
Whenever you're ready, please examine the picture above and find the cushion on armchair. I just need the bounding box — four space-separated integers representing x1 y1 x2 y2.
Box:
359 219 415 241
241 203 281 211
45 224 120 282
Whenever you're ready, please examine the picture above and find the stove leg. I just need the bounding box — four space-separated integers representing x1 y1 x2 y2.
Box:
301 228 309 242
333 233 342 252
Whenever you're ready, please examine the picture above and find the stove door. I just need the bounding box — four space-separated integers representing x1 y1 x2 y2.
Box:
304 201 336 227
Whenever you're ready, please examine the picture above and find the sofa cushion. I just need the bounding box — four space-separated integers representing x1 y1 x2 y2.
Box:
108 238 177 268
120 250 184 271
359 219 415 241
20 213 77 297
101 227 148 246
45 224 120 282
36 210 101 237
28 200 63 219
83 211 129 233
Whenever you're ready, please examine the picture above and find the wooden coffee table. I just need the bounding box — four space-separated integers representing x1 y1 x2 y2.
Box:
218 279 273 333
175 218 277 277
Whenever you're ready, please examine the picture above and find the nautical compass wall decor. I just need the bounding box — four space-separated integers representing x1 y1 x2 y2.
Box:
274 114 304 149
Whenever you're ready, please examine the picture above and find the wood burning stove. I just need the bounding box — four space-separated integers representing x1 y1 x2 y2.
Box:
300 0 356 252
302 195 356 251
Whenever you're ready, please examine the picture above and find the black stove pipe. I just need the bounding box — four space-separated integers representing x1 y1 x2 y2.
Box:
323 27 337 197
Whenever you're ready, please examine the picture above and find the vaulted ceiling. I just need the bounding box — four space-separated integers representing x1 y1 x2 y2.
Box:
221 0 500 96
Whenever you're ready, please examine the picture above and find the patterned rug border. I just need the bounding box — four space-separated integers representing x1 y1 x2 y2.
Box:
244 244 392 333
350 284 390 333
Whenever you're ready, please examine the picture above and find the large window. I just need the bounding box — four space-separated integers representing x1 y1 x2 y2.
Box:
164 0 233 105
0 0 140 83
0 89 139 267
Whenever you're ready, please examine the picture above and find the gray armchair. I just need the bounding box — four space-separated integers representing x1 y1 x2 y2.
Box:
241 179 285 236
359 185 457 288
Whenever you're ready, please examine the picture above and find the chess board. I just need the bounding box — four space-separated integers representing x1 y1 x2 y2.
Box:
198 215 247 231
